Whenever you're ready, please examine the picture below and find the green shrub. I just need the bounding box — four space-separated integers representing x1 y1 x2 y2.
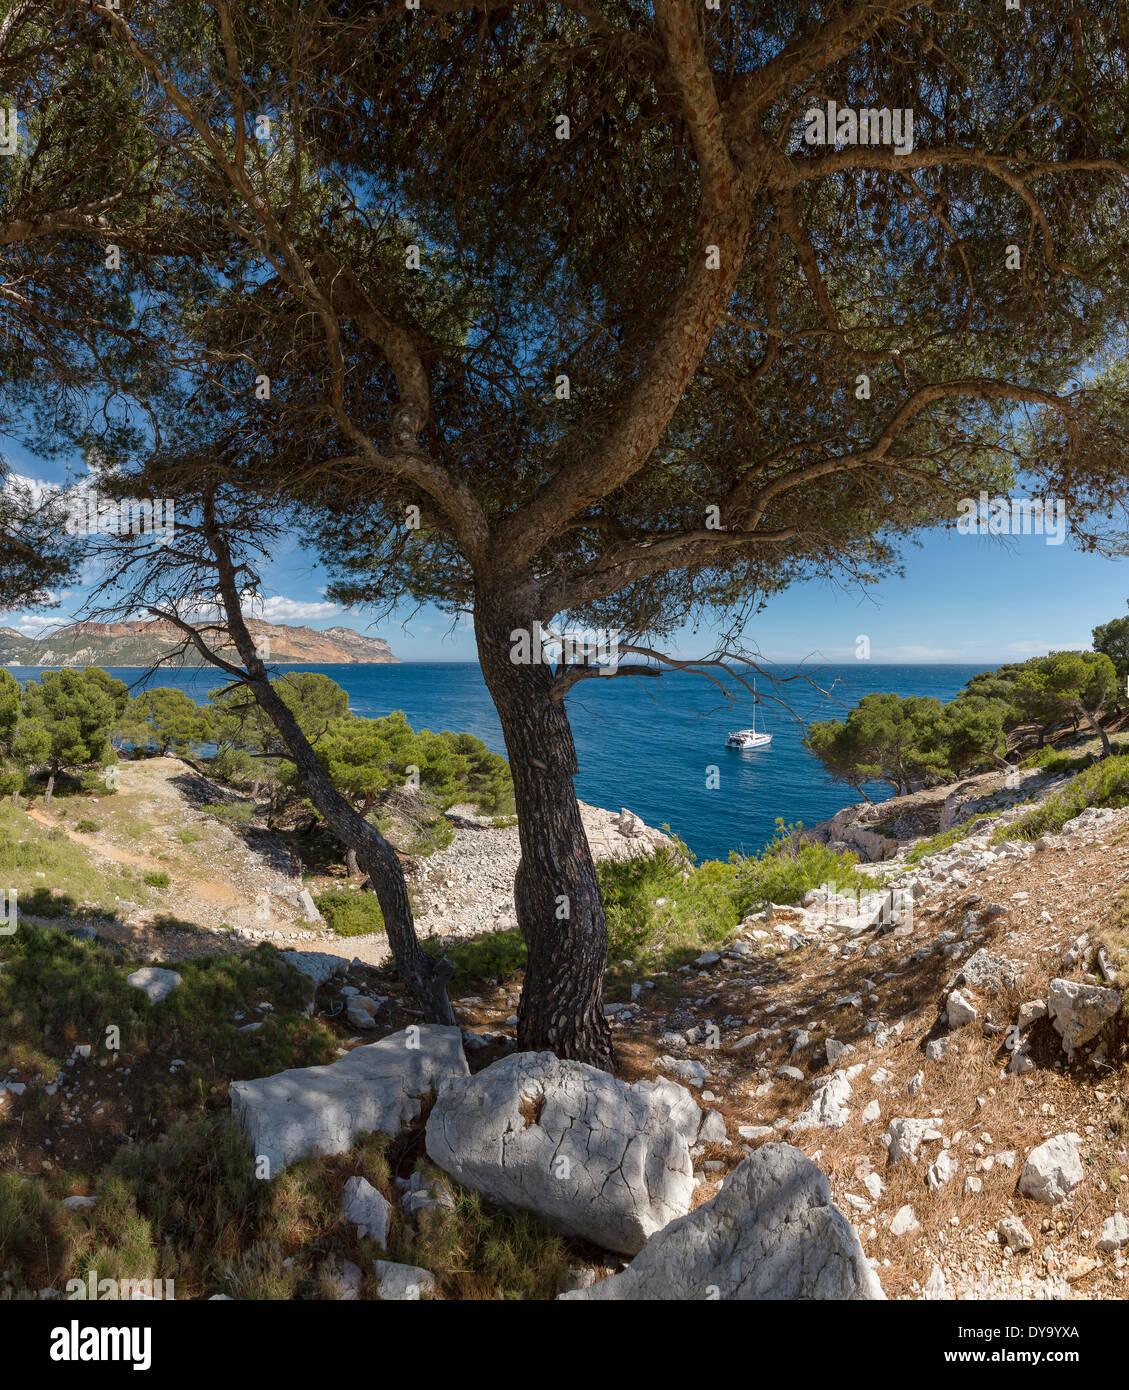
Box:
0 768 23 798
143 870 170 889
905 810 1005 864
200 801 255 827
596 823 862 977
422 927 526 983
730 821 861 916
313 889 385 937
75 818 101 833
401 817 454 857
210 747 255 786
998 754 1129 842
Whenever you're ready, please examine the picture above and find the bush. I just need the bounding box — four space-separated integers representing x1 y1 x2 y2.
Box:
75 818 101 833
596 824 862 977
423 927 526 983
210 747 255 786
998 754 1129 842
730 821 861 916
143 870 170 889
199 801 255 827
599 850 739 974
402 817 454 857
905 810 1005 864
313 890 385 937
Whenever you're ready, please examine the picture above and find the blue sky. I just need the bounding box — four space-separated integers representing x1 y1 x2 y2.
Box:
4 439 1126 664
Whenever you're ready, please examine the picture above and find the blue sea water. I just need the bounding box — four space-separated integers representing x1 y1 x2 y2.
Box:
7 661 987 861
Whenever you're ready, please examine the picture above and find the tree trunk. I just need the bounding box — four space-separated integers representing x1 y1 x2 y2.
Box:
1081 703 1112 758
44 772 54 806
476 600 613 1069
240 666 453 1022
345 846 361 877
203 515 454 1025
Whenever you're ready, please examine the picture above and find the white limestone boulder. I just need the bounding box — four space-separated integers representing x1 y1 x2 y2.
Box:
559 1144 884 1301
126 967 182 1004
279 950 351 986
341 1176 392 1249
230 1025 468 1174
425 1051 700 1254
1047 977 1122 1054
1019 1133 1084 1205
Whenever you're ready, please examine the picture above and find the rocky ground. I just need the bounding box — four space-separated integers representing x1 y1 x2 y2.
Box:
21 757 677 968
4 752 1128 1299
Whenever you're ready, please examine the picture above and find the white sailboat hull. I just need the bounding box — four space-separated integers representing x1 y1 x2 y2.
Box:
726 729 772 749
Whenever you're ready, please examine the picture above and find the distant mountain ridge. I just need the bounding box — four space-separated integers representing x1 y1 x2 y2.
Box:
0 619 398 667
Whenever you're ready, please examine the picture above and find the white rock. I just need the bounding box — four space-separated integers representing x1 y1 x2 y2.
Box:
297 888 323 924
861 1100 881 1124
890 1204 919 1236
945 989 978 1029
279 950 351 985
657 1055 708 1088
230 1025 468 1173
886 1117 944 1165
1019 1133 1085 1206
1098 1214 1129 1251
737 1124 775 1141
372 1259 436 1301
1047 978 1122 1054
961 948 1019 994
998 1216 1034 1251
927 1150 959 1190
345 998 380 1030
559 1145 884 1301
126 967 182 1005
1018 1000 1047 1027
790 1070 852 1132
425 1051 700 1255
698 1109 728 1145
341 1176 392 1249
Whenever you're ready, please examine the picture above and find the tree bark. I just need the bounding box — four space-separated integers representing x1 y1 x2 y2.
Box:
1081 702 1112 758
44 771 54 806
476 598 614 1069
200 514 454 1025
345 846 361 877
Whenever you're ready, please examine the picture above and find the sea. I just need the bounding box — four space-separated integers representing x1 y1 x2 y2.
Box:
7 661 988 862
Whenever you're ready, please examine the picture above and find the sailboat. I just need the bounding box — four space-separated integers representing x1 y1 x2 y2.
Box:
726 682 772 749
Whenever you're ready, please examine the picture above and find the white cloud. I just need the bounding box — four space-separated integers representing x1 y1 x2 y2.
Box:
253 596 343 623
0 611 69 637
